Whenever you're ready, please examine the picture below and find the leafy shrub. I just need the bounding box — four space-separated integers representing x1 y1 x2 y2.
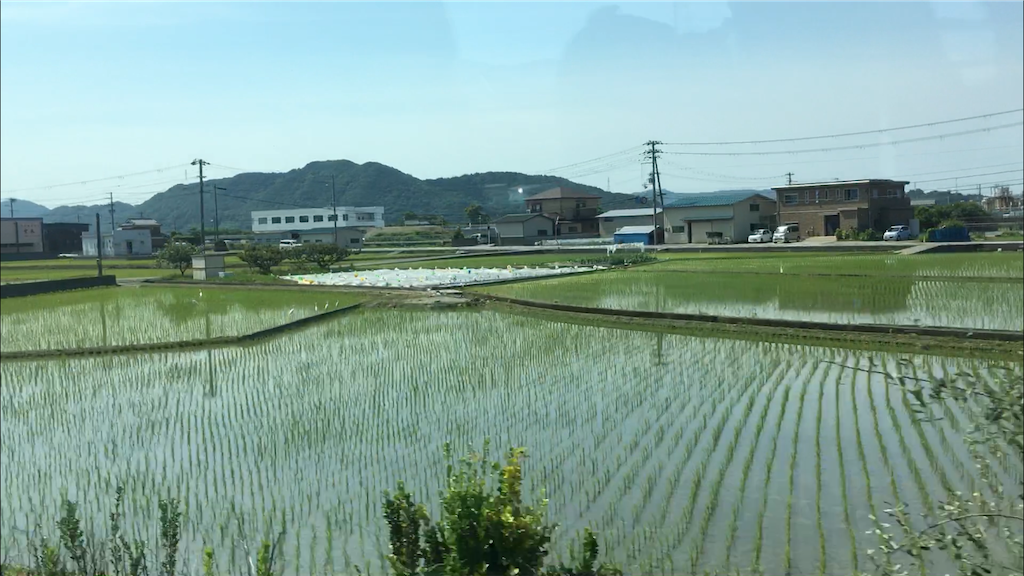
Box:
156 244 197 275
939 219 966 229
239 245 285 274
383 442 620 576
855 228 882 241
298 243 350 270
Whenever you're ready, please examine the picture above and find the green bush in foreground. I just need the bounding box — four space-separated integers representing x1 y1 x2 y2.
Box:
868 364 1023 576
4 444 618 576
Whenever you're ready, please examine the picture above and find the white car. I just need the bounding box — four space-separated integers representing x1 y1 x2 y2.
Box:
772 224 800 243
279 239 303 249
883 225 911 241
748 228 772 243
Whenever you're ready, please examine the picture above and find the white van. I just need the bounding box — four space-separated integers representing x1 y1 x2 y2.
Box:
279 239 302 249
772 224 800 243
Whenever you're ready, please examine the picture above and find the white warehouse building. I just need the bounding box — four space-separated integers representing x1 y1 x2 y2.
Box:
251 207 384 233
250 206 384 249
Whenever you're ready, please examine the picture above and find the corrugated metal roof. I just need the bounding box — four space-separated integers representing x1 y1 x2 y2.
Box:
664 192 773 208
614 225 656 235
598 208 662 218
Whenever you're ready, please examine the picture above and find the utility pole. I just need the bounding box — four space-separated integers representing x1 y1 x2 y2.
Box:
9 198 19 254
108 192 116 233
213 185 226 243
331 174 338 246
643 140 663 244
192 159 209 253
786 172 794 185
95 213 103 276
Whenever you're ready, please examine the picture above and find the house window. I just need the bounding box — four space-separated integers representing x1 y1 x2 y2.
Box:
872 188 879 198
844 188 860 201
749 203 760 212
886 189 896 198
536 229 548 236
529 203 542 213
258 217 268 225
313 215 324 222
299 215 309 223
678 224 686 232
271 217 282 224
285 216 295 224
342 214 349 221
328 214 337 222
784 194 798 205
567 226 579 233
575 201 586 209
349 238 360 244
314 239 322 243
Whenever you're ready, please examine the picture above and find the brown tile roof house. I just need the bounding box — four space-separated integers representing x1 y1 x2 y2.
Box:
523 187 602 237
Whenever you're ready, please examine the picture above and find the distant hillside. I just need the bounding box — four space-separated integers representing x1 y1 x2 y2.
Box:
44 202 139 229
1 198 51 218
39 160 635 232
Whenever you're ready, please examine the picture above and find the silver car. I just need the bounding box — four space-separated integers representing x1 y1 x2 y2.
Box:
883 225 911 241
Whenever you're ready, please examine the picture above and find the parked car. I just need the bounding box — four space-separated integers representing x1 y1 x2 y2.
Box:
772 224 800 243
279 239 303 249
883 225 911 241
748 228 772 243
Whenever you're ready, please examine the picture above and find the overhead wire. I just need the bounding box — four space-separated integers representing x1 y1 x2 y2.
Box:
541 145 644 174
662 122 1024 156
662 108 1023 146
0 164 189 195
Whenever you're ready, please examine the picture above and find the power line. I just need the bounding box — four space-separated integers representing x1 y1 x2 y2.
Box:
541 145 644 174
662 122 1023 157
0 165 188 195
911 169 1023 185
663 108 1023 146
894 162 1024 179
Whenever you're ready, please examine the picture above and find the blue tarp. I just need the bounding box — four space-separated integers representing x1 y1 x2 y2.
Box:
926 227 971 242
614 232 653 245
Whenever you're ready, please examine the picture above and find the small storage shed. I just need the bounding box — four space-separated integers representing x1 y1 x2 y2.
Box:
613 225 656 245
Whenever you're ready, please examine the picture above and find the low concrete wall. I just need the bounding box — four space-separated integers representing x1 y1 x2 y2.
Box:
483 294 1024 343
0 275 117 299
0 252 63 262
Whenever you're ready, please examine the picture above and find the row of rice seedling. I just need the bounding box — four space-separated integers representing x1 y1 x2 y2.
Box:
648 252 1024 280
1 308 1018 574
478 268 1022 331
0 286 362 352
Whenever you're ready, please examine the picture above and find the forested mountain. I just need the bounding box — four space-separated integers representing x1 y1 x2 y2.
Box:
33 160 634 232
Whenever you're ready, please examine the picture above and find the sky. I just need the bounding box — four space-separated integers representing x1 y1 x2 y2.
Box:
1 1 1022 208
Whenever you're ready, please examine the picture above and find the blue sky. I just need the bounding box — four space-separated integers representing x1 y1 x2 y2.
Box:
1 1 1022 207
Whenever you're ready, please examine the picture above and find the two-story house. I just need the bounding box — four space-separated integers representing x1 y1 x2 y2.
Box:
523 187 601 237
771 179 913 237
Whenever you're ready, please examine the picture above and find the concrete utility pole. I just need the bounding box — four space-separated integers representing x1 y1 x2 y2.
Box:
9 198 19 254
786 172 794 185
213 185 226 242
108 192 116 233
192 159 209 252
331 174 339 246
644 140 663 244
95 213 103 276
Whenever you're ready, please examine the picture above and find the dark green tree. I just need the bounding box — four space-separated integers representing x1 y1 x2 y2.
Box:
299 243 350 270
156 244 197 275
239 244 285 274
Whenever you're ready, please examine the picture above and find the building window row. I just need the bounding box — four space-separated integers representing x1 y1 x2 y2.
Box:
257 213 354 226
